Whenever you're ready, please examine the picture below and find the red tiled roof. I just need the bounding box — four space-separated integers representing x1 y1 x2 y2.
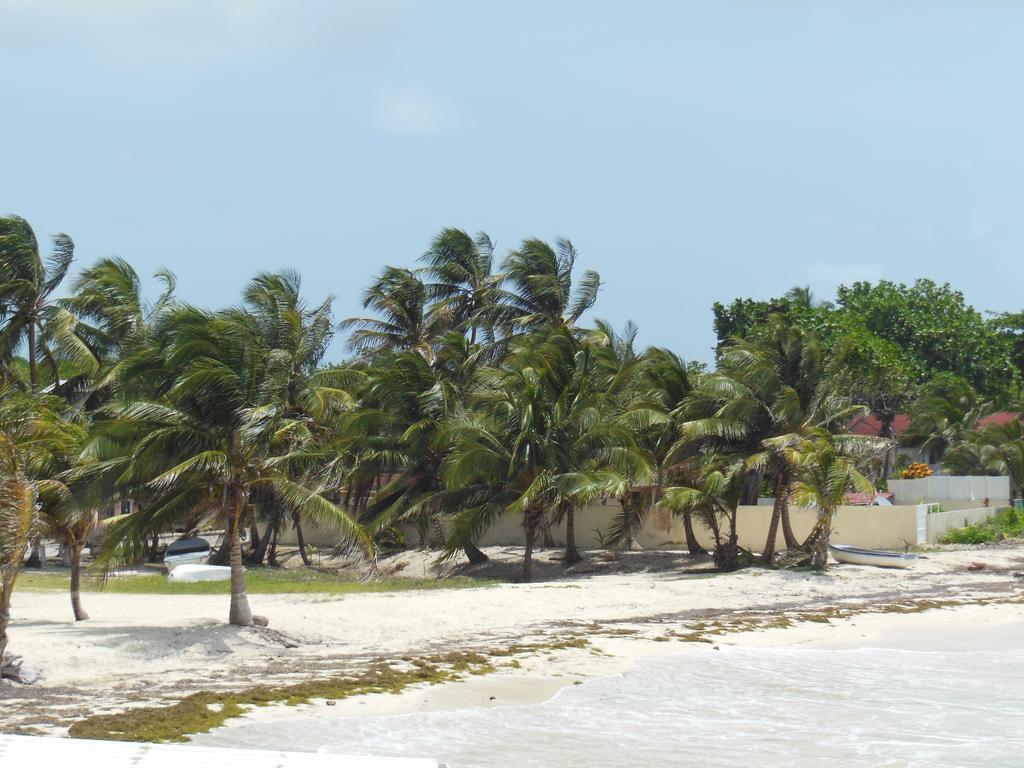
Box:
848 413 912 437
848 410 1019 438
977 411 1021 429
845 491 894 506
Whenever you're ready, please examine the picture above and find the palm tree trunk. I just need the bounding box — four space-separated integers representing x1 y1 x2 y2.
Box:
0 577 15 674
463 542 489 564
715 506 741 572
430 517 446 548
27 322 37 391
781 500 799 549
248 523 261 560
69 543 89 621
804 510 834 571
540 512 555 549
881 416 895 480
291 511 312 567
682 509 707 555
251 520 272 566
24 537 45 568
762 472 790 564
522 507 542 583
563 505 582 566
228 490 253 627
741 469 761 505
268 522 282 567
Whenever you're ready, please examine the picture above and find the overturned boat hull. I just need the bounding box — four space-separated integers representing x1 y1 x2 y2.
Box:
167 564 233 582
163 536 211 571
830 543 917 569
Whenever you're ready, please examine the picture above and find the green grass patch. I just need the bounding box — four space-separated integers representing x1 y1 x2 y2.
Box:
15 569 496 595
939 507 1024 545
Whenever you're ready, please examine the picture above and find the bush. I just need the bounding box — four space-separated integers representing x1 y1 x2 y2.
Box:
939 507 1024 544
900 462 933 479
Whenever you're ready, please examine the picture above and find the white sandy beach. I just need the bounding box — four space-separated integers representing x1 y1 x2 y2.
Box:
2 544 1023 737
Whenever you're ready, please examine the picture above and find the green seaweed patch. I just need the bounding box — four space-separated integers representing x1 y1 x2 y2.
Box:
68 653 494 743
671 594 1024 644
67 640 593 743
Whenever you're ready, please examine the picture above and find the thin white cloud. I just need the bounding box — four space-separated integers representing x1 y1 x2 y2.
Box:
375 90 452 136
0 0 414 69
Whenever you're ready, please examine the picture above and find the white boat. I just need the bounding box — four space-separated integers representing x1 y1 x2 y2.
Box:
167 564 233 582
0 734 443 767
829 543 918 569
163 536 211 570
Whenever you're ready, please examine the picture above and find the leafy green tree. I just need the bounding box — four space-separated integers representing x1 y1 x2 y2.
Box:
990 310 1024 398
835 279 1016 397
828 325 916 479
711 295 794 349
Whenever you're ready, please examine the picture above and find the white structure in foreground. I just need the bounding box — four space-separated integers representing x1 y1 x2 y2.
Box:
0 735 444 768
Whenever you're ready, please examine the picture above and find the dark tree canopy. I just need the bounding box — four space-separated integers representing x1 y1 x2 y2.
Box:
712 279 1017 399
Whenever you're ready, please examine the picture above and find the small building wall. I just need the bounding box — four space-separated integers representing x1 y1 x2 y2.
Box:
887 475 1010 506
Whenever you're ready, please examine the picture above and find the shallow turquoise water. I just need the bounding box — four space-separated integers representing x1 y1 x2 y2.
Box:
196 646 1024 767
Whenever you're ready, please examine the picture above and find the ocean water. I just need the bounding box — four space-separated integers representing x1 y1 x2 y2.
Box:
197 646 1024 767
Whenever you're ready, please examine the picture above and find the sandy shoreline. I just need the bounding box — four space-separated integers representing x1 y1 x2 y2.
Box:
2 544 1023 737
198 600 1024 739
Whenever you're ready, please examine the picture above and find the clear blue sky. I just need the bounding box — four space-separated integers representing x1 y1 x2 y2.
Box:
3 1 1023 364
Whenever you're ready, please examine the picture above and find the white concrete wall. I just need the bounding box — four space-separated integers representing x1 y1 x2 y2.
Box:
888 475 1010 507
925 507 998 543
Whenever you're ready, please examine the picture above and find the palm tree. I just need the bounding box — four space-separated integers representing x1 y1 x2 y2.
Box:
498 238 601 336
535 327 653 565
601 343 710 554
902 374 993 468
659 454 747 572
0 385 82 671
443 329 643 580
786 431 876 570
685 317 861 564
419 229 504 345
60 257 177 391
92 286 370 626
338 332 493 564
37 492 95 621
0 406 36 674
968 419 1024 498
0 215 97 390
341 267 450 362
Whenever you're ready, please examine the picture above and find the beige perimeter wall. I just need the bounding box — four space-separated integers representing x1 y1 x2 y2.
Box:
286 501 938 552
473 501 925 551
